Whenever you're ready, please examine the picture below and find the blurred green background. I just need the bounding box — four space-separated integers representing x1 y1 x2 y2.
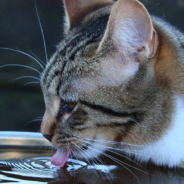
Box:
0 0 184 132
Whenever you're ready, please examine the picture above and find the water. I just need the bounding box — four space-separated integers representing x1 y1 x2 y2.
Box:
1 149 184 184
1 132 184 184
0 149 117 184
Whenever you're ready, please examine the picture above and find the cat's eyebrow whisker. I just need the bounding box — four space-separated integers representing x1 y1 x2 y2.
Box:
13 76 40 82
0 64 41 75
0 47 44 69
34 0 48 63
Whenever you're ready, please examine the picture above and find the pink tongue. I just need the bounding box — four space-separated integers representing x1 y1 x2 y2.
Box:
51 149 70 167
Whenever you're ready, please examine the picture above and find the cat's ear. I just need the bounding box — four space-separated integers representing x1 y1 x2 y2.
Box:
98 0 157 60
63 0 114 32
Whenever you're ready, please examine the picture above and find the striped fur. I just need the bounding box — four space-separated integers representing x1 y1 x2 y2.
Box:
40 0 184 167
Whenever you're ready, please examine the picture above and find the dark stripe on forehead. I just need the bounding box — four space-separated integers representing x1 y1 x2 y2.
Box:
43 14 110 88
58 15 109 56
61 14 110 59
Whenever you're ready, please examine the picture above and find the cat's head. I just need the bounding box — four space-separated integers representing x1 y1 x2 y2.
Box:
40 0 169 166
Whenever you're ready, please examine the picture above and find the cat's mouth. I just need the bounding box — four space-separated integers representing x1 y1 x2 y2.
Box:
51 138 91 167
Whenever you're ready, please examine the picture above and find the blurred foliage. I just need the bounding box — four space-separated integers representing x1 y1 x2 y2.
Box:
0 0 184 132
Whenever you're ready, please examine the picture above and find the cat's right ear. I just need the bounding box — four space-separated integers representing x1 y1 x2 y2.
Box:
63 0 114 33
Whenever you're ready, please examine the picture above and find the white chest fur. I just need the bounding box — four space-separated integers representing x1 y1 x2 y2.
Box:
136 96 184 167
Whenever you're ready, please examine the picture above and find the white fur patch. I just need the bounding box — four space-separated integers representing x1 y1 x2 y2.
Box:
136 96 184 167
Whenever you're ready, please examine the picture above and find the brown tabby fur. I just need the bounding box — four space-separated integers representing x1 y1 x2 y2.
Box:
41 0 184 167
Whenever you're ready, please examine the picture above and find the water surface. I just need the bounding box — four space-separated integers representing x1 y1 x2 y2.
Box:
1 148 184 184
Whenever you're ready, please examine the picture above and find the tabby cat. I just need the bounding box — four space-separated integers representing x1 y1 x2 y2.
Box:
40 0 184 168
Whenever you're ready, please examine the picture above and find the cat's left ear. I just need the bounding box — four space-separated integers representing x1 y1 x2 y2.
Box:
98 0 157 60
63 0 114 32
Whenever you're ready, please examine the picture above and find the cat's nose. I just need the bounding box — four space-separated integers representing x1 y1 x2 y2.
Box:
43 134 53 142
41 111 56 142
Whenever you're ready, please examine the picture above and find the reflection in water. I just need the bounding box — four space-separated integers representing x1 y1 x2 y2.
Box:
0 149 184 184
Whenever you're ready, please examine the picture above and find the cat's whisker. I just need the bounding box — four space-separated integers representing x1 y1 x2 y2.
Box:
74 135 144 148
25 119 42 126
28 48 46 66
73 136 150 162
73 142 100 177
72 142 97 175
88 140 148 169
65 137 77 176
104 154 142 184
78 141 114 181
74 142 95 164
77 141 142 183
77 137 149 163
34 0 48 63
80 141 106 166
35 117 43 120
25 117 42 126
75 136 148 165
131 120 159 140
107 149 148 171
93 143 149 174
77 136 150 158
148 3 161 11
81 143 142 184
13 76 40 82
0 64 41 75
0 47 44 69
24 81 40 86
130 118 147 129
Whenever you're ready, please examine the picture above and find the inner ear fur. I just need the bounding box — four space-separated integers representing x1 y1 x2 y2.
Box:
98 0 157 60
63 0 114 28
